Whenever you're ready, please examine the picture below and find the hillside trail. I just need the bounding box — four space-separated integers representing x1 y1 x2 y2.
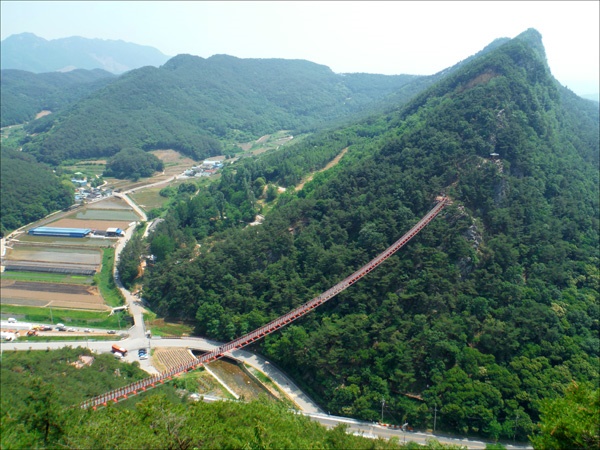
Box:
295 147 348 191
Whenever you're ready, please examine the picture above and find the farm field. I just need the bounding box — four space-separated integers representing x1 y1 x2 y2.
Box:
129 187 169 212
129 178 208 212
0 271 94 284
61 160 106 176
16 235 115 248
0 304 123 328
0 279 108 311
1 196 138 314
73 209 139 221
7 245 102 266
152 347 197 371
86 198 132 210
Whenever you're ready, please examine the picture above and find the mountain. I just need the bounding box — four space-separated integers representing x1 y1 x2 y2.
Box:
0 33 170 74
0 68 115 127
141 28 599 441
21 55 419 164
0 148 73 236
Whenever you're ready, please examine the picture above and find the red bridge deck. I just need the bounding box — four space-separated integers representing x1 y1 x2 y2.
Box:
81 197 449 410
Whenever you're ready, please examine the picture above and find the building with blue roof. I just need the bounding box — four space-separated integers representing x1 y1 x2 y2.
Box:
28 227 91 238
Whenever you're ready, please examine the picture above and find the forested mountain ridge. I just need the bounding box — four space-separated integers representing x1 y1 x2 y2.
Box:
0 68 115 127
141 28 599 441
20 54 418 164
0 32 170 74
0 148 74 236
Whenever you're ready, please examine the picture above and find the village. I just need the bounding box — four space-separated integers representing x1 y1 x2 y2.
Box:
182 158 225 178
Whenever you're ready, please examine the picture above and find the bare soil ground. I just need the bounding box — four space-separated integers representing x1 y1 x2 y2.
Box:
295 147 348 191
152 347 197 371
1 280 99 295
0 288 109 311
150 150 197 177
7 246 101 265
35 110 52 119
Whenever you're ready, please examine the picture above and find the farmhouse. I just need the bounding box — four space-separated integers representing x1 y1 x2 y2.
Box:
106 227 124 237
28 227 91 238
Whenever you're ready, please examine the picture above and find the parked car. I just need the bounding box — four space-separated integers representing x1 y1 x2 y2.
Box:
107 330 116 334
67 328 75 332
84 328 91 333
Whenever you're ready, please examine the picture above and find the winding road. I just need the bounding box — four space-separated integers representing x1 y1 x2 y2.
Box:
0 191 533 448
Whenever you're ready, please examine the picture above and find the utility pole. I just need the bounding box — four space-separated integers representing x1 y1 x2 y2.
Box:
433 404 437 433
514 413 519 442
381 398 385 423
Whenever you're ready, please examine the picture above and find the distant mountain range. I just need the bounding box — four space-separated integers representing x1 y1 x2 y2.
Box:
0 68 116 127
0 32 170 73
19 55 421 164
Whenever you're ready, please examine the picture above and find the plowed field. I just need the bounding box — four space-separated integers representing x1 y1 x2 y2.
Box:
153 347 197 371
0 280 108 310
1 280 98 295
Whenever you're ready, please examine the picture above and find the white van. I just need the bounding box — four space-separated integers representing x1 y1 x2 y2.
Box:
7 318 17 323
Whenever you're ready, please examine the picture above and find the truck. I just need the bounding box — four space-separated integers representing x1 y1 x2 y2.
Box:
1 331 16 341
111 344 128 356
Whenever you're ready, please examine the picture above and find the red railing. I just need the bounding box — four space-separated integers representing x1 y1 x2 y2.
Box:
81 198 449 409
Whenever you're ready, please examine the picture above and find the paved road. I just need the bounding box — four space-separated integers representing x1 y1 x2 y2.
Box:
0 176 534 449
114 193 147 222
303 412 532 449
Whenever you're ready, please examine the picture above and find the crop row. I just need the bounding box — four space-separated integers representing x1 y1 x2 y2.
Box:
154 348 197 370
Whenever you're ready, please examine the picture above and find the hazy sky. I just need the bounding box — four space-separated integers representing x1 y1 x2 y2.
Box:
1 1 598 96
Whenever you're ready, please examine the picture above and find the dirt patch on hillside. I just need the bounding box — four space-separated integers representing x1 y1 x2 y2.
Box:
462 70 497 91
35 110 52 119
295 147 348 191
150 149 196 165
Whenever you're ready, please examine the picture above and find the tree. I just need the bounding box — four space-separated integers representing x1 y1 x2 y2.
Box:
18 377 66 446
530 382 599 449
103 147 164 180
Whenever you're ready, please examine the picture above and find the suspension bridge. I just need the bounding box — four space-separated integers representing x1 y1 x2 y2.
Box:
81 197 450 410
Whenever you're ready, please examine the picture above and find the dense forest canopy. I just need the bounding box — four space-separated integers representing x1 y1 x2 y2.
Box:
18 55 420 164
140 29 599 441
0 147 73 236
0 68 115 127
103 147 164 180
0 347 407 449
